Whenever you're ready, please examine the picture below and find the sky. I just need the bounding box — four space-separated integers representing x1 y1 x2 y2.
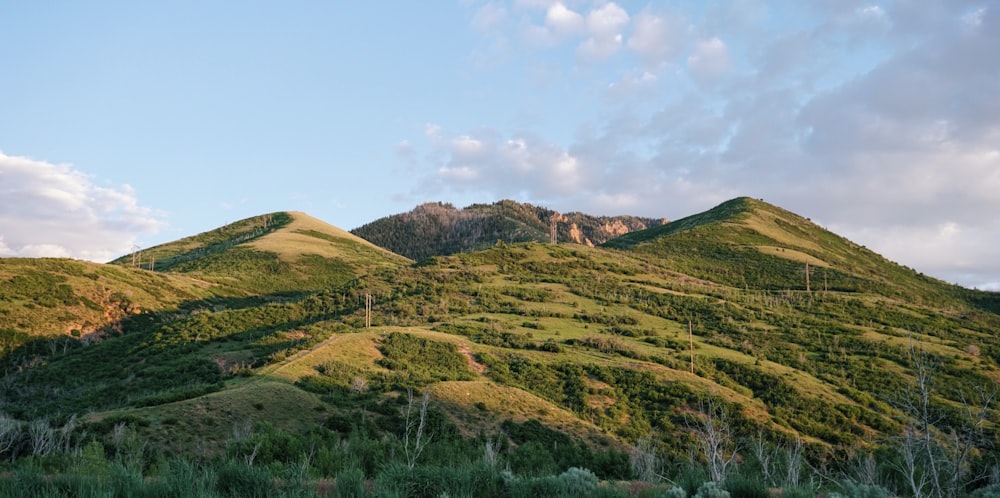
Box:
1 1 998 290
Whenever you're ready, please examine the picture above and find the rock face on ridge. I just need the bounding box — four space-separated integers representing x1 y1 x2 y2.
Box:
350 199 667 260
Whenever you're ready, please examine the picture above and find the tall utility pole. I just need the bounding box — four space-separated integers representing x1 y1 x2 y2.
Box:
689 320 695 374
365 293 372 328
805 262 811 293
131 244 142 268
549 214 558 244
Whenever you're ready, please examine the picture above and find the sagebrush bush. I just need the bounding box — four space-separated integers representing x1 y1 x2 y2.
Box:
660 485 687 498
694 481 731 498
972 484 1000 498
830 481 891 498
724 475 768 498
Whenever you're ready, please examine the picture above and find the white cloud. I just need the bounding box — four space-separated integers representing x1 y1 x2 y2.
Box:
471 2 508 33
627 11 688 66
687 37 731 83
0 151 161 262
441 1 1000 288
545 2 584 37
577 3 629 60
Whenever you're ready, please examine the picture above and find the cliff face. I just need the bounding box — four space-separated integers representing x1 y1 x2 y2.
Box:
351 200 668 260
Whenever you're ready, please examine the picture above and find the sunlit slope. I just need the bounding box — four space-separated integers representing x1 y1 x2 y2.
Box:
605 197 965 301
110 211 410 294
0 257 213 348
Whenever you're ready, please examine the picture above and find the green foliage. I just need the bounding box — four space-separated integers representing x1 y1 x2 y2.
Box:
829 481 891 498
501 419 630 479
110 212 292 272
333 466 366 498
694 481 731 498
971 485 1000 498
215 460 275 498
723 475 769 498
376 332 474 386
506 466 598 498
376 460 505 498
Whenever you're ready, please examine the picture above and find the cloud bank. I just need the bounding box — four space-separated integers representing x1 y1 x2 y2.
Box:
412 1 1000 290
0 151 161 262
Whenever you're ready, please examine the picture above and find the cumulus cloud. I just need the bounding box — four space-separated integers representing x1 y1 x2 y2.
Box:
627 11 689 66
546 2 584 37
0 151 161 262
411 126 597 204
687 37 731 84
578 3 629 60
471 2 508 33
435 1 1000 288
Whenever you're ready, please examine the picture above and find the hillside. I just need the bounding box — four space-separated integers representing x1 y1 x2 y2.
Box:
350 199 666 261
606 197 974 302
0 257 214 354
109 211 410 294
1 199 999 497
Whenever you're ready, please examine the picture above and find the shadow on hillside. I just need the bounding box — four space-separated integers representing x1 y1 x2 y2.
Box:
0 286 368 419
0 288 344 370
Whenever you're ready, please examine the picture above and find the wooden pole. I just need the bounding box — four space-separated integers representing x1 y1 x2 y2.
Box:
689 320 695 374
365 293 372 328
805 262 811 293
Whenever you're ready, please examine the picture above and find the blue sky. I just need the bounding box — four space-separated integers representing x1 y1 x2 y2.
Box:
2 1 998 290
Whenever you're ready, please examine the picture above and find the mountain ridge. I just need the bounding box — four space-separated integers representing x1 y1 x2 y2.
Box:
349 199 667 261
1 196 998 495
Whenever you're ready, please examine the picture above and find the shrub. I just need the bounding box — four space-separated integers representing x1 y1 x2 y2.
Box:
661 486 688 498
334 467 366 498
832 481 891 498
216 461 274 498
724 475 768 498
694 481 731 498
506 467 600 497
972 484 1000 498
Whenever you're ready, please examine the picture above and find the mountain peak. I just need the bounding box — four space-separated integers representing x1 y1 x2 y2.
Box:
351 199 666 260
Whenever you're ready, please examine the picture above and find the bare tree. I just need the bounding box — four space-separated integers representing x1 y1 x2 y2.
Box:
785 437 804 489
688 398 739 483
630 433 662 482
847 449 879 488
750 434 776 488
893 341 997 498
483 431 505 469
350 375 369 395
402 388 432 469
29 419 56 457
0 413 20 458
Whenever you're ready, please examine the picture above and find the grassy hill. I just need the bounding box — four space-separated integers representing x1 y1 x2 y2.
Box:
1 199 998 497
350 199 666 261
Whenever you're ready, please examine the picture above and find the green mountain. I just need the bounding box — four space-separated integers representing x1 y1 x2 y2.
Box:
350 199 666 261
1 199 998 497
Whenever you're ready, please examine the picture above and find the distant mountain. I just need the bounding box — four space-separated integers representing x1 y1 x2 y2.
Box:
350 199 667 261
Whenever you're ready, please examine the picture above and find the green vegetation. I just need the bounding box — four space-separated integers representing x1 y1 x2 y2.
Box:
0 198 998 496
